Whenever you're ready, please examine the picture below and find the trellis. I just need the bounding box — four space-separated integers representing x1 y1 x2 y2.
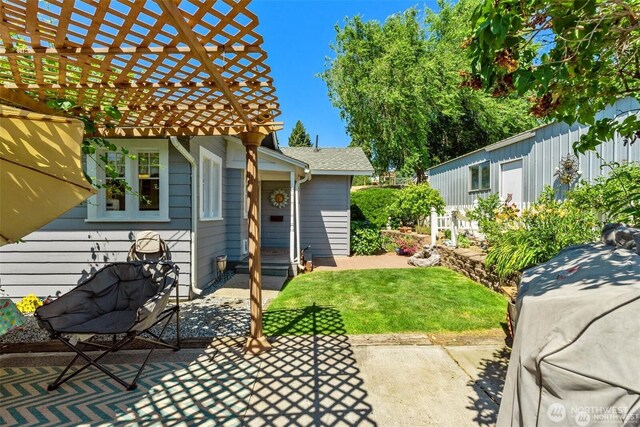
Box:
0 0 282 136
1 0 283 355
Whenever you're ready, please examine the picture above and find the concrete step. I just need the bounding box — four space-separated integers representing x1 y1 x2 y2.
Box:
235 263 290 277
214 274 287 297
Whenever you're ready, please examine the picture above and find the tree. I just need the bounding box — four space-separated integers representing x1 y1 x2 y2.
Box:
466 0 640 153
421 0 536 165
321 1 535 180
321 9 431 178
288 120 312 147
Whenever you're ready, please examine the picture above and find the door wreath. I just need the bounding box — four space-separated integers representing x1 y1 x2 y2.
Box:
269 188 289 208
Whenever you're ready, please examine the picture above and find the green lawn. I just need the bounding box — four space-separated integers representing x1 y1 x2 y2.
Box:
264 267 506 335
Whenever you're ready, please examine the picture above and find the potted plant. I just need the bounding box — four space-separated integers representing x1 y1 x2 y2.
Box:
393 235 421 256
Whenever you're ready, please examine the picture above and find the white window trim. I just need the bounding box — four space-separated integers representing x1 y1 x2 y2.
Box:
86 139 170 222
469 161 491 192
199 146 224 221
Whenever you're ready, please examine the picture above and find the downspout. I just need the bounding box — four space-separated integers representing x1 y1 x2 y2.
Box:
170 136 200 297
294 168 311 269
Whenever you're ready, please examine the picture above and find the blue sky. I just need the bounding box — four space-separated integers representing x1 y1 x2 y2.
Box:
250 1 439 147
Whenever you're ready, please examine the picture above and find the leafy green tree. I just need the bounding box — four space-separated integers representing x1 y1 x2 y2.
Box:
288 120 312 147
467 0 640 153
321 2 535 179
321 9 432 178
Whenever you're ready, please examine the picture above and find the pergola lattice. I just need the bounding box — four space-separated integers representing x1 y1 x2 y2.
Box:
0 0 281 354
0 0 282 136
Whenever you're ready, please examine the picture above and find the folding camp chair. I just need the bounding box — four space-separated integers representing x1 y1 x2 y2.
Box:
35 233 180 391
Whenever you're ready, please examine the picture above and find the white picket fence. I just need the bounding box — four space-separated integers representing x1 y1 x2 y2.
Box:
431 207 479 247
432 200 531 247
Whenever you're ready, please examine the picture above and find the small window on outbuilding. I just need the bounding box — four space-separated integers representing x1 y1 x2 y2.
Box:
470 162 491 191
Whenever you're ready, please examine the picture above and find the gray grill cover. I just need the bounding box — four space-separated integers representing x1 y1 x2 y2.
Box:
498 243 640 426
36 262 178 334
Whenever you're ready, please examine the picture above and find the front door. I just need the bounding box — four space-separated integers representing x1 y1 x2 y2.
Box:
501 159 523 208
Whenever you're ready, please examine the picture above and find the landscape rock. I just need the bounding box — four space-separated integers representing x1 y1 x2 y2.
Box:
407 245 441 267
601 223 640 249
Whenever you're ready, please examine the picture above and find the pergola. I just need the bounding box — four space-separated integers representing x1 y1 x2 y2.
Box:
0 0 282 354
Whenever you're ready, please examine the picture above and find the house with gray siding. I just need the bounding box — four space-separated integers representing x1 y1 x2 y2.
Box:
429 97 640 212
0 136 373 300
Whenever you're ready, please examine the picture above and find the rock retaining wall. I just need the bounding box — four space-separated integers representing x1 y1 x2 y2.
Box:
437 246 520 292
380 230 431 246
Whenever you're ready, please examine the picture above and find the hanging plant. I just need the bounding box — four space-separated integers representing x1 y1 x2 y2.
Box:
269 188 289 208
554 154 580 185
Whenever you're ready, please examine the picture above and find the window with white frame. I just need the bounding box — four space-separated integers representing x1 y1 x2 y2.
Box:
87 140 169 221
470 162 491 191
200 147 223 220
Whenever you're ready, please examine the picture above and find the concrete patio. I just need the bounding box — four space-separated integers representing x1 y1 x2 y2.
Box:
0 307 508 426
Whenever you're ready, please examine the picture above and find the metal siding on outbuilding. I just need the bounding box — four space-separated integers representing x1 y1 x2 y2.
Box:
0 142 192 299
429 97 640 210
299 175 351 257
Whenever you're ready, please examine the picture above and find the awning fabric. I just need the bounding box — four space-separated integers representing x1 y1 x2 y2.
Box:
0 105 96 246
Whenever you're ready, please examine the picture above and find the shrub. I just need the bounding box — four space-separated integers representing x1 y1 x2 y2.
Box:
381 235 396 252
485 187 599 278
351 187 401 229
468 193 519 241
567 161 640 226
351 221 383 255
387 183 445 226
457 235 471 248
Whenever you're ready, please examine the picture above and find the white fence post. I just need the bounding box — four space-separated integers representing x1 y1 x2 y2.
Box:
451 210 458 247
430 207 437 245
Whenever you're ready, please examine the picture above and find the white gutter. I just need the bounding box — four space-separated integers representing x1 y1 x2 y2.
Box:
294 168 311 269
169 136 200 296
289 171 295 265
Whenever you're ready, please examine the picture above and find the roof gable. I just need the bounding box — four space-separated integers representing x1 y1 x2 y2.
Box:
280 147 374 175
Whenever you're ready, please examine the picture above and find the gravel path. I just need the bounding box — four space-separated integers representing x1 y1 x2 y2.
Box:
0 292 272 344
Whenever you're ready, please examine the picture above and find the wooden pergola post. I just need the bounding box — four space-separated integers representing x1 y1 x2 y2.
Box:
241 130 272 355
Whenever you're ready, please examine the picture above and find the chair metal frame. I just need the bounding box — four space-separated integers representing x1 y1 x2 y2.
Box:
39 276 181 391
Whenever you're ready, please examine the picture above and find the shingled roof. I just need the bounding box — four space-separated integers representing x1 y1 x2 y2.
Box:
280 147 374 175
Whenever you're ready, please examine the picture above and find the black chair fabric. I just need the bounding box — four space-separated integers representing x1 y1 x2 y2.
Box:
36 262 178 334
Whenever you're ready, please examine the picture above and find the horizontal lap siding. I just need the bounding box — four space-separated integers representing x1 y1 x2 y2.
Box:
225 168 247 261
430 97 640 209
0 230 190 300
300 176 350 257
0 142 192 300
191 137 228 288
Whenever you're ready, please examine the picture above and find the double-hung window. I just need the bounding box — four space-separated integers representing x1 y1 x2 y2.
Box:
87 140 169 221
200 147 223 221
470 162 491 191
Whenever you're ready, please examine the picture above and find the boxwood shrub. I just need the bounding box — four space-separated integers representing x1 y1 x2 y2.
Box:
350 187 401 229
